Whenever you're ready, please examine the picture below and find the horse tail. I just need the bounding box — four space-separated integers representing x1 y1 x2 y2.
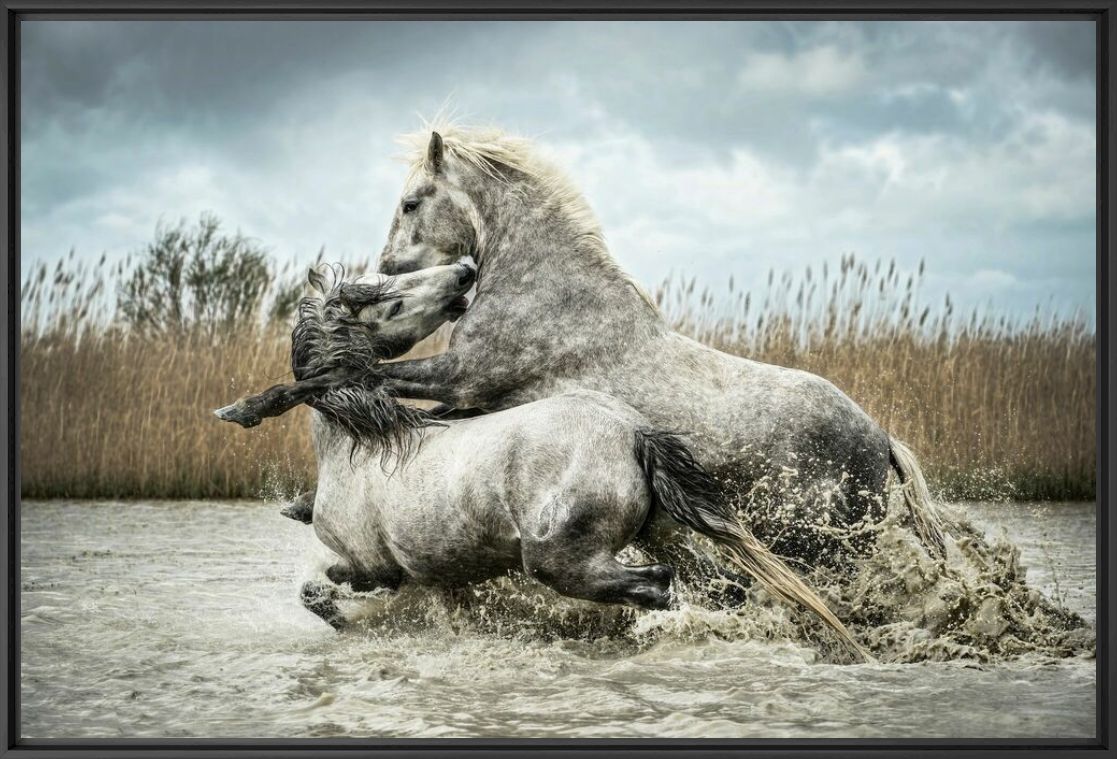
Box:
888 437 947 558
633 429 871 662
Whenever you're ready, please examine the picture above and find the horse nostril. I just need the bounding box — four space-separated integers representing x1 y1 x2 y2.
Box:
457 266 476 287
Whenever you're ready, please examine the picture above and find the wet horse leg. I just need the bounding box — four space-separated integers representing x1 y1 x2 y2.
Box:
524 547 675 610
637 529 754 608
301 561 405 631
325 562 404 593
300 580 346 631
521 503 676 609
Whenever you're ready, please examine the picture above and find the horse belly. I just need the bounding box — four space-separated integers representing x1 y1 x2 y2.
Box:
379 463 522 586
611 333 890 479
385 511 521 586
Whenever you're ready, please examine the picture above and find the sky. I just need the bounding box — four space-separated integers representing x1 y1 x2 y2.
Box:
21 20 1097 322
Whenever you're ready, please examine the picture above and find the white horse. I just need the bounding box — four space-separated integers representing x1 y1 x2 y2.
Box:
216 265 868 659
371 126 946 568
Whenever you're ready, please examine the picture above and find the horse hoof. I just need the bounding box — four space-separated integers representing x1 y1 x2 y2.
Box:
628 585 673 610
280 500 314 524
300 580 347 631
214 403 261 428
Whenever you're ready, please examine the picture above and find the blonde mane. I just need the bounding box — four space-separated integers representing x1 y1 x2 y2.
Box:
397 123 659 313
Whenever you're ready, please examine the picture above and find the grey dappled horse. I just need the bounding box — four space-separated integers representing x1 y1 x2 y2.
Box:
215 266 867 659
373 126 945 566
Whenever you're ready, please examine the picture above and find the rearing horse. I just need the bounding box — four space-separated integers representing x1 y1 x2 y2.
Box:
373 126 945 567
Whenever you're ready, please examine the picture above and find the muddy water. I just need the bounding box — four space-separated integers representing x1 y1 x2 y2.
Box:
21 500 1095 739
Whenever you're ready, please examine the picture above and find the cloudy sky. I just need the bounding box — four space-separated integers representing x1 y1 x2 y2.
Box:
22 20 1096 321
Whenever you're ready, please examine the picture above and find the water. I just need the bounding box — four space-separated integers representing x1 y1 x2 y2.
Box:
21 499 1095 739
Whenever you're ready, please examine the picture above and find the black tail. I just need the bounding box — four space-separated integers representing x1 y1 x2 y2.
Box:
633 429 871 662
633 429 740 542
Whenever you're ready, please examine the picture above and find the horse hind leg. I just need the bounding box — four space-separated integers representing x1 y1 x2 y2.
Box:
539 555 675 610
637 517 754 608
326 561 404 593
523 539 675 610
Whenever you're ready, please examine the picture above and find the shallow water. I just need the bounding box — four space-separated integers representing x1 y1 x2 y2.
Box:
21 499 1095 739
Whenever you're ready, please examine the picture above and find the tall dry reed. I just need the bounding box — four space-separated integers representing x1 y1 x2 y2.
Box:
20 251 1095 501
657 255 1095 500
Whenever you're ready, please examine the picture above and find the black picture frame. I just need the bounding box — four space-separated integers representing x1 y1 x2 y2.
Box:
1 2 1112 756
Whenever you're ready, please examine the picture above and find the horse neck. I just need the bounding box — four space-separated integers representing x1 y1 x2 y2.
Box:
467 176 664 329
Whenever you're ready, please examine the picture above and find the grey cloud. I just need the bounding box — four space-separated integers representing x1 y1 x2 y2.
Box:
1018 21 1096 79
19 19 1097 322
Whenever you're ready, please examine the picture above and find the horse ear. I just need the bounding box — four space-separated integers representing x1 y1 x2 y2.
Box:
427 131 445 174
307 266 327 293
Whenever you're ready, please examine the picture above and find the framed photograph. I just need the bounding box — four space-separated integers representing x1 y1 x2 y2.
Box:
2 2 1112 756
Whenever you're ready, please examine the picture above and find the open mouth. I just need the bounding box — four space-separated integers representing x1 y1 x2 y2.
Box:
446 295 470 322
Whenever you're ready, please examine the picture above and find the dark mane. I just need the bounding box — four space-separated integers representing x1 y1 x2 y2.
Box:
291 264 398 381
294 264 441 463
211 264 442 462
310 380 436 465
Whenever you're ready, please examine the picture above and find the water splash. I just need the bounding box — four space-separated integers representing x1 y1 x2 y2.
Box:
309 479 1093 667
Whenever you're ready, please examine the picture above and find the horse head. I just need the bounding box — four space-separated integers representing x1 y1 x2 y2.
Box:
379 131 482 275
293 260 475 380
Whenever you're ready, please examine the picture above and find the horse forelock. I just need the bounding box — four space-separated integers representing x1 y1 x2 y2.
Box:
396 122 660 313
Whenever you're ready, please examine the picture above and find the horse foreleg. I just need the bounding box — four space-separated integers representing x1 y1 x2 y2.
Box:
377 353 479 407
214 370 351 428
300 580 347 631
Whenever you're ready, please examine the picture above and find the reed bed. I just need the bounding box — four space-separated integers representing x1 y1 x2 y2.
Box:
19 243 1095 501
657 255 1095 500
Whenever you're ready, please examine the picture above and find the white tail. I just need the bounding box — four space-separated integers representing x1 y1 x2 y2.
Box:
718 525 875 662
889 437 947 558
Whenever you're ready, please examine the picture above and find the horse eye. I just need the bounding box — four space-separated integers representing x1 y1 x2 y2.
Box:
388 300 403 318
402 199 421 214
